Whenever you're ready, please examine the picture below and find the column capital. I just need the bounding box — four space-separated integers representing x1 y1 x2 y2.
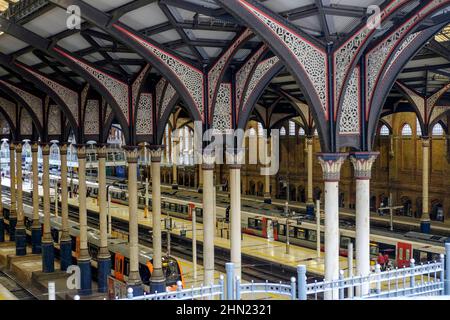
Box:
59 143 69 156
9 142 15 150
31 142 39 153
202 153 215 170
74 144 87 159
40 143 51 156
422 137 431 147
225 148 245 168
317 153 348 182
147 145 164 163
15 143 23 153
123 146 140 163
96 144 108 158
350 152 379 180
306 136 314 145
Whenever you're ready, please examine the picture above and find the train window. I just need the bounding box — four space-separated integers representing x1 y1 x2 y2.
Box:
370 244 379 256
320 232 324 243
278 224 286 236
296 228 306 240
398 248 403 261
289 226 296 238
139 264 151 285
406 249 411 261
248 218 257 229
340 237 351 249
196 208 202 217
308 230 317 242
124 258 130 276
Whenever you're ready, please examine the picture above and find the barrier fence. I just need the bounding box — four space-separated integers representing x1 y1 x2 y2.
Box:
102 243 450 301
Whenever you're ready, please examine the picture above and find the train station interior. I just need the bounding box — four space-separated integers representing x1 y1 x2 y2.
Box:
0 0 449 303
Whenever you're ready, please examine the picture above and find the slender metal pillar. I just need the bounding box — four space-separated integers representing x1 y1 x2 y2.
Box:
306 136 314 216
97 145 110 292
421 137 431 233
125 147 144 295
202 154 215 287
149 147 166 293
31 143 41 253
350 152 378 296
263 137 271 204
9 143 16 241
41 144 54 273
197 164 203 192
227 150 243 279
15 143 26 256
76 145 91 295
0 148 4 243
318 153 347 300
59 144 71 270
172 137 179 190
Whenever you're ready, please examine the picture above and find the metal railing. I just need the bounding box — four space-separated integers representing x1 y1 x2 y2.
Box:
109 243 450 301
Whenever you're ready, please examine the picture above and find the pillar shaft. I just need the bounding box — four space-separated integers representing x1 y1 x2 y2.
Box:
150 148 165 293
230 163 241 278
9 143 16 240
59 145 71 271
202 157 215 286
307 137 314 204
98 146 108 252
350 152 378 297
172 138 179 188
198 164 203 191
41 144 54 273
421 138 430 233
0 146 3 242
125 147 141 287
318 153 347 300
31 143 41 253
15 144 26 256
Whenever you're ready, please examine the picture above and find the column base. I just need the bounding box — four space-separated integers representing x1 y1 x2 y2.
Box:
172 184 179 190
149 268 166 294
78 258 92 296
31 227 42 254
420 220 431 234
9 217 16 241
127 283 144 297
0 218 4 242
59 240 72 271
41 241 55 273
97 257 111 293
15 227 27 256
306 203 315 217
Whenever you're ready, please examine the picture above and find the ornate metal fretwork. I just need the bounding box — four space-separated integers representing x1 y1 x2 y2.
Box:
160 84 176 120
339 68 360 135
242 56 279 113
21 65 79 126
54 48 130 124
239 0 328 115
0 80 42 128
113 24 204 120
47 105 61 136
136 93 153 135
84 100 99 136
155 78 167 117
132 64 150 117
212 83 232 134
235 44 267 116
208 28 253 121
20 108 33 136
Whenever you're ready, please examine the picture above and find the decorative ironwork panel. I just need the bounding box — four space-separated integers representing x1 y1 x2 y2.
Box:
113 24 204 120
242 56 279 113
396 81 425 121
236 44 266 115
136 93 153 135
212 83 232 134
21 108 33 136
48 105 61 136
21 65 79 126
0 80 42 127
239 0 328 114
208 28 253 120
84 100 99 135
156 78 166 117
384 33 419 75
54 48 129 124
0 117 9 135
160 84 176 120
339 68 360 135
132 64 150 115
80 83 90 121
0 96 16 126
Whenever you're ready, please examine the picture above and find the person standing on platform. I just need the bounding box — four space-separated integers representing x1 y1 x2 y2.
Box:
377 253 385 271
384 252 390 270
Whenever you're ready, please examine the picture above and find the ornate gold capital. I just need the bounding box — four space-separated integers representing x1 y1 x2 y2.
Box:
59 144 68 156
76 145 86 159
41 143 50 156
317 153 348 182
97 144 108 158
149 147 163 163
15 143 22 153
202 153 215 170
350 152 379 180
31 142 39 153
124 146 140 163
422 137 431 148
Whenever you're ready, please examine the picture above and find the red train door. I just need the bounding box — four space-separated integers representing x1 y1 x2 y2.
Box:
397 242 412 268
115 253 125 281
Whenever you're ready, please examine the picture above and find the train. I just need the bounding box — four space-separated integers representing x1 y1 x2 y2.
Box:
0 195 185 293
44 175 448 269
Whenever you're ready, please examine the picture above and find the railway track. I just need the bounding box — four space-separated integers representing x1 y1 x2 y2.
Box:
0 269 38 300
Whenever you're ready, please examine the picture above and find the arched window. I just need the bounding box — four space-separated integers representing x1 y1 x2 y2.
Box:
379 125 390 136
401 124 412 136
432 123 444 136
416 118 422 137
298 127 305 136
289 121 295 136
280 127 286 136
